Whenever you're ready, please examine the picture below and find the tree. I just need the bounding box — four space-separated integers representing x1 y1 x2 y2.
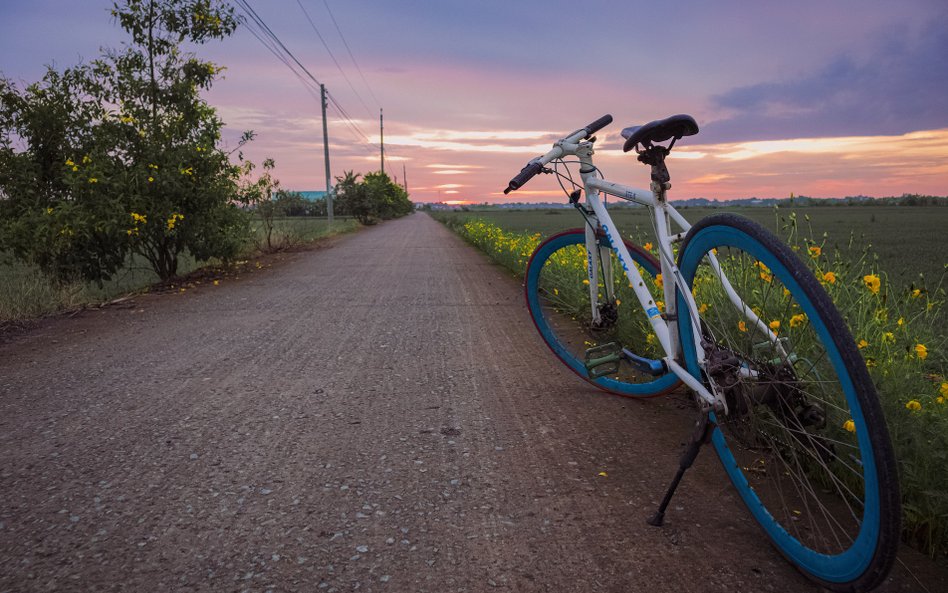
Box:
92 0 249 280
333 170 412 225
363 171 413 220
0 0 252 283
273 190 309 217
334 170 374 223
0 67 130 284
238 156 282 251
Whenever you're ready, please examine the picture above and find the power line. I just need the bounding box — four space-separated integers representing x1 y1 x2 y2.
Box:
236 0 322 89
295 0 374 119
321 0 380 108
233 0 376 153
327 91 371 143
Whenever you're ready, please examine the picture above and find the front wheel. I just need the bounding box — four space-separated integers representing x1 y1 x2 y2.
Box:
525 229 680 397
675 214 900 592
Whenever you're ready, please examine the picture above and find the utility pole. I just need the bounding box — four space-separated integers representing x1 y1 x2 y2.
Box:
380 108 385 175
320 83 333 224
402 163 408 193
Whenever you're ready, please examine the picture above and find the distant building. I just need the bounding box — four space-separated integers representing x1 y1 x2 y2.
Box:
295 191 329 202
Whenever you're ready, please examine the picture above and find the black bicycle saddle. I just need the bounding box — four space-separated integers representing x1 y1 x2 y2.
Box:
621 114 699 152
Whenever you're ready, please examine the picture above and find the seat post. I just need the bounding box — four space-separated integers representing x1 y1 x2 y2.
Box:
638 145 672 201
638 145 671 184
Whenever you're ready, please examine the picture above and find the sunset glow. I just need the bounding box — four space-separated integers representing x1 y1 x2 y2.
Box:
1 1 945 204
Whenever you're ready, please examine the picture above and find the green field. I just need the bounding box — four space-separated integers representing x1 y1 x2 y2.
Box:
0 216 359 323
436 206 947 290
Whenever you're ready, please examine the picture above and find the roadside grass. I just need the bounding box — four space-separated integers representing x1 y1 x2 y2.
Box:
433 209 948 558
0 216 359 323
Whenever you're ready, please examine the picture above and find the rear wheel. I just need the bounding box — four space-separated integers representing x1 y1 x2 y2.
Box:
675 214 900 592
525 229 680 397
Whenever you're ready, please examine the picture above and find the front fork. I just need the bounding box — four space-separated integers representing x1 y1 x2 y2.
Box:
583 221 618 327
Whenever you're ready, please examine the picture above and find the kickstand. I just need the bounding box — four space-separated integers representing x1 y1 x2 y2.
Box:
647 410 712 527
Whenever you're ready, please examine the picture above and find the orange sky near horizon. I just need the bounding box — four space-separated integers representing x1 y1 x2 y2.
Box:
368 127 948 203
3 1 947 204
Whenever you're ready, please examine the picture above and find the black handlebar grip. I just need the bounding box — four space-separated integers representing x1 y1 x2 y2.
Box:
583 114 613 138
504 161 543 194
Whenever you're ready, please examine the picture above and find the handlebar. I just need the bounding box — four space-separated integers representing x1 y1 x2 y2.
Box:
583 114 613 138
503 114 612 194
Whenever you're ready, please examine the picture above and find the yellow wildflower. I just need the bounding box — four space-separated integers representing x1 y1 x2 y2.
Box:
643 242 653 251
698 303 709 314
166 213 184 231
582 279 590 285
646 333 656 345
148 176 154 183
72 166 78 172
738 320 748 333
45 207 53 215
769 320 780 334
911 288 922 298
940 382 948 398
915 344 928 360
760 271 772 283
897 317 904 327
882 332 895 344
842 419 855 433
857 339 869 349
655 274 663 289
905 400 922 411
863 274 881 294
88 177 98 183
213 280 220 286
789 313 806 328
65 159 75 166
822 271 836 284
808 245 822 258
655 300 664 312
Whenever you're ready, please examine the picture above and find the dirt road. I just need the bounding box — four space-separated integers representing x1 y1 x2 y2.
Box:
0 213 941 592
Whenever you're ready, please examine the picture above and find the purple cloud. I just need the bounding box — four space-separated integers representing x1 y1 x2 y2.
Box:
703 10 948 143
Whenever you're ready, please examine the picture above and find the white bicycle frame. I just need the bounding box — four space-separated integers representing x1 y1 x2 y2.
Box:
530 128 786 411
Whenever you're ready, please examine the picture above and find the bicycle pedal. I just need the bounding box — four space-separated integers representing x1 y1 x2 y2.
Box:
584 342 622 379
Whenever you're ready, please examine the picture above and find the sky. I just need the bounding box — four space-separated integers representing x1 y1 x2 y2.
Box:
1 0 947 204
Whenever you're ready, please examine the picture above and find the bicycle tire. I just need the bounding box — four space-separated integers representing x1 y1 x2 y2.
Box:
525 229 681 397
674 214 900 592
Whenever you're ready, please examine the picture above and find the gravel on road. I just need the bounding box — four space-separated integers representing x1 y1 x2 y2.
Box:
1 213 942 592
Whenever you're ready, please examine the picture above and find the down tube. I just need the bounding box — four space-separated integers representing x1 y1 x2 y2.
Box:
585 192 672 355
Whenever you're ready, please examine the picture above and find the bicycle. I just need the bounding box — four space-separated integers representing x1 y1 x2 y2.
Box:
504 114 901 592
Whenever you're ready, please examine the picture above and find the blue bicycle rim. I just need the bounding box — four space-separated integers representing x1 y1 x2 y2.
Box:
675 224 881 584
526 231 679 397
